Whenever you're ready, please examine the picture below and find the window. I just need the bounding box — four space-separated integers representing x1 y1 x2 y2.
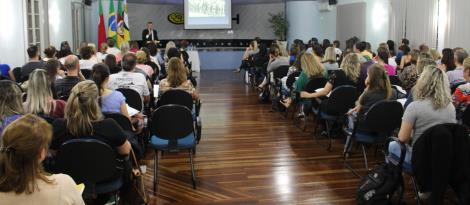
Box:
26 0 48 52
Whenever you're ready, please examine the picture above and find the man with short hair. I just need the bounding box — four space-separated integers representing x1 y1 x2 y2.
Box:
447 48 469 87
355 41 372 62
20 45 45 82
55 55 82 98
396 38 410 65
142 21 158 46
108 53 150 103
106 37 121 56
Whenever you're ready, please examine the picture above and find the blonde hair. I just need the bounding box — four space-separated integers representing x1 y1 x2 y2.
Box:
136 50 147 64
414 66 451 109
0 81 24 117
166 57 187 87
25 69 53 115
276 40 289 57
463 57 470 74
65 80 102 137
340 53 361 83
430 48 441 61
416 58 437 75
250 41 258 51
323 47 336 63
87 43 97 54
0 114 53 194
302 52 324 78
120 41 130 54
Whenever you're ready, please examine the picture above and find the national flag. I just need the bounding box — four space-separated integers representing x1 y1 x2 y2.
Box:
108 0 118 44
97 0 106 47
117 0 124 46
123 0 131 42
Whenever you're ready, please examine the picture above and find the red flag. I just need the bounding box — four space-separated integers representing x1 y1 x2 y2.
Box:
98 0 106 47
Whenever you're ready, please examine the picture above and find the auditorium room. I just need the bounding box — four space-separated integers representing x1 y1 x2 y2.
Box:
1 0 470 204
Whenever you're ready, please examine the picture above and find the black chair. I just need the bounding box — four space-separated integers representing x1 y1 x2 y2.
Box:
55 138 124 203
81 69 92 79
451 81 467 95
158 89 202 143
462 104 470 128
12 67 22 83
150 104 197 191
344 100 403 177
269 65 290 98
117 88 143 112
312 85 357 151
389 75 402 86
294 77 327 130
103 112 133 132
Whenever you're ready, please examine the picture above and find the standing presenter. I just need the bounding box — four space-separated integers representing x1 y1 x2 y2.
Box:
142 21 159 46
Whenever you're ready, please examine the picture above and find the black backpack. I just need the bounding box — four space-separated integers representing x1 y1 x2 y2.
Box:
356 162 404 205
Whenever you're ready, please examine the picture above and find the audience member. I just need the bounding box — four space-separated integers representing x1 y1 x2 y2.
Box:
333 40 343 60
388 66 455 164
160 57 199 100
387 40 396 57
323 47 340 75
87 43 101 64
130 41 139 53
97 42 108 61
447 48 469 87
322 39 331 50
135 51 154 77
376 47 396 76
24 69 66 119
395 38 410 65
430 48 442 64
355 41 372 62
453 57 470 119
0 114 85 205
43 46 57 62
44 59 64 99
257 46 289 89
106 37 120 57
398 51 424 91
20 45 45 82
117 41 130 63
0 80 24 135
1 64 12 80
164 41 176 62
398 45 413 70
78 46 96 70
108 53 150 103
419 44 430 54
57 41 73 61
105 54 121 74
440 48 456 72
55 55 82 99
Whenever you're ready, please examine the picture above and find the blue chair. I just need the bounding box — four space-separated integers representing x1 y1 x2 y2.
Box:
312 85 357 151
344 100 403 177
55 138 124 203
150 104 197 192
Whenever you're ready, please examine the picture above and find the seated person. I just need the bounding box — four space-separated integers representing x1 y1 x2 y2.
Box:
236 40 260 72
55 55 83 99
24 70 66 119
108 53 151 103
447 48 468 87
159 57 199 100
403 57 437 108
388 66 456 165
452 57 470 119
0 80 24 135
92 63 144 132
135 51 154 77
0 114 85 205
258 46 290 89
20 45 45 82
376 47 396 76
78 46 96 70
322 47 340 76
300 53 361 100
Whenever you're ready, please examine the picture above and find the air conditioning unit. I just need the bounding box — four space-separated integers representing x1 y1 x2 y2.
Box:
318 1 332 12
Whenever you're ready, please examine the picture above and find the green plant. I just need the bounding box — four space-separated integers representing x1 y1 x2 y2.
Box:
268 12 288 41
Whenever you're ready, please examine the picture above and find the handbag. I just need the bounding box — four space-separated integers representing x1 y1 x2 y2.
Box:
119 149 148 205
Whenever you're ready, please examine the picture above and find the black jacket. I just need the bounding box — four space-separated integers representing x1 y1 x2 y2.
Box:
412 123 470 205
142 29 158 43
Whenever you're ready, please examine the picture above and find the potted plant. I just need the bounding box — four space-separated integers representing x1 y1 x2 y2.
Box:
268 12 288 41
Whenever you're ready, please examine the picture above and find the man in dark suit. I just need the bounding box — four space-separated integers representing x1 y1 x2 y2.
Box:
142 21 158 46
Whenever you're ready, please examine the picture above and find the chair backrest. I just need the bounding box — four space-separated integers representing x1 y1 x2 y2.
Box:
12 67 22 83
272 65 290 79
55 138 120 184
81 69 92 80
150 104 194 148
360 100 404 134
103 112 133 132
389 75 402 86
303 77 327 93
158 89 193 110
451 81 467 94
116 88 143 112
462 104 470 128
286 71 301 89
323 85 357 115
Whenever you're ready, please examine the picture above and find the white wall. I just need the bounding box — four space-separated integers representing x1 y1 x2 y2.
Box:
48 0 75 50
286 1 336 44
0 0 27 68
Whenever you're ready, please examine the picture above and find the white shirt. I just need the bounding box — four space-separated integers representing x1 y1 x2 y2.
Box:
106 47 121 56
388 57 398 67
79 59 96 70
108 71 150 97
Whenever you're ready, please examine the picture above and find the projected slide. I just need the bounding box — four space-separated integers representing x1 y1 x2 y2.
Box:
184 0 232 29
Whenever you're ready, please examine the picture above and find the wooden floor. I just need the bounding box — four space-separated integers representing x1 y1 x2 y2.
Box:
142 70 406 205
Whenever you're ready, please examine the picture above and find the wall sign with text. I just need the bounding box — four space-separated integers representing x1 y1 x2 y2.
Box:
168 12 184 24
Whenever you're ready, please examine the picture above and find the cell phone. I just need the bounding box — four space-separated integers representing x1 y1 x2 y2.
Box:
153 84 160 98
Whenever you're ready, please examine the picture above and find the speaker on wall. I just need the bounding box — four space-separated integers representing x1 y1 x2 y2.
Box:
329 0 338 5
83 0 92 6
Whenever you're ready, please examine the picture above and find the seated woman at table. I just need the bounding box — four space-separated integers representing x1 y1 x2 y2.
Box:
388 66 455 165
452 57 470 119
159 57 199 100
346 64 395 132
300 53 361 100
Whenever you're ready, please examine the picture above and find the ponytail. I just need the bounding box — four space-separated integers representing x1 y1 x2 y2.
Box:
91 63 110 107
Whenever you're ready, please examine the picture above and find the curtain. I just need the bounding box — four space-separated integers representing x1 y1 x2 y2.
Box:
444 0 470 50
404 0 438 49
389 0 406 46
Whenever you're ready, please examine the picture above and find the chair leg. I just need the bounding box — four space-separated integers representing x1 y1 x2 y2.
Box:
361 145 369 170
325 120 332 152
153 150 159 194
343 151 362 179
313 116 319 140
189 149 197 189
411 176 421 205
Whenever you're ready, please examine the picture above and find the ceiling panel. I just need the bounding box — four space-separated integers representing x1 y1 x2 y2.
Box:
126 0 290 5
